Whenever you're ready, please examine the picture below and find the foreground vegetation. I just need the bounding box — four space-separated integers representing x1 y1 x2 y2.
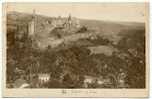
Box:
7 26 145 88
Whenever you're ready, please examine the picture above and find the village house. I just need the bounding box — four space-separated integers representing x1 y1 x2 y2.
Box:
38 73 50 83
83 75 104 88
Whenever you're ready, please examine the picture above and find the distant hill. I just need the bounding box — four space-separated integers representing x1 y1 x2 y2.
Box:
7 11 145 33
79 19 145 35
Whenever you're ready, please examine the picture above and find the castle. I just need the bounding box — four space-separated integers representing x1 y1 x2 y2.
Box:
7 11 81 50
27 12 81 39
51 14 80 29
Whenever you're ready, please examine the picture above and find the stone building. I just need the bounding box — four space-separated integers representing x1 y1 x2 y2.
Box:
50 14 80 29
63 14 80 29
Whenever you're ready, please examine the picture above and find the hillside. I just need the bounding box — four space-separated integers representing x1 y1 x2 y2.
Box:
7 11 145 49
7 11 146 88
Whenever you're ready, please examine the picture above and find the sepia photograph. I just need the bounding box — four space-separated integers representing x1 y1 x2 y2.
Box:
2 2 149 97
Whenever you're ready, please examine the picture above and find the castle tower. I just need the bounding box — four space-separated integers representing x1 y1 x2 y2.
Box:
68 13 72 21
28 9 36 37
67 13 72 28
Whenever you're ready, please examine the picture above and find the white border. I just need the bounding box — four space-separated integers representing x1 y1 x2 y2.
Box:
0 0 150 98
1 0 150 3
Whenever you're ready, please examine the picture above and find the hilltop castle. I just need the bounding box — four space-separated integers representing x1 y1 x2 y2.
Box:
7 11 82 49
50 14 80 29
28 12 81 38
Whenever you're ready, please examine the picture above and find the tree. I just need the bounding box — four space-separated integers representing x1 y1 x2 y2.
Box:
116 28 145 88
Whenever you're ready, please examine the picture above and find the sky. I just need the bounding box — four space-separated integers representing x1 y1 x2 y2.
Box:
5 3 148 22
